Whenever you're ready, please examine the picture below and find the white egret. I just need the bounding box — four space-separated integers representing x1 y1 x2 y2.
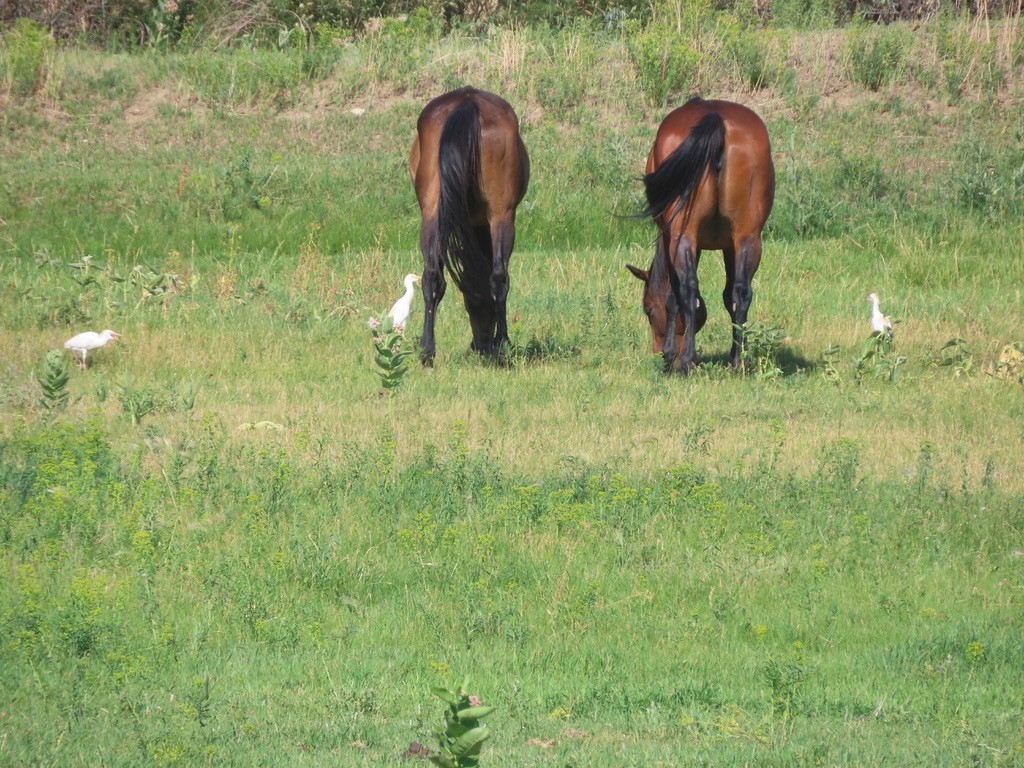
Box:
868 293 892 335
64 329 120 369
387 274 419 333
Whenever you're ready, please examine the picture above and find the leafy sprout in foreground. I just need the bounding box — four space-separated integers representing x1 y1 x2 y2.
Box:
429 681 495 768
369 314 414 394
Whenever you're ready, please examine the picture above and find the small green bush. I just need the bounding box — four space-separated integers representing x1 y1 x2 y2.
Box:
948 136 1024 219
845 23 909 91
626 22 701 106
771 0 847 28
366 8 442 90
1 18 56 96
530 23 600 118
928 18 1004 98
722 25 788 89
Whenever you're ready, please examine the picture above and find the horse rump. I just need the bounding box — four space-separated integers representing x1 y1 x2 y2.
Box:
641 111 726 227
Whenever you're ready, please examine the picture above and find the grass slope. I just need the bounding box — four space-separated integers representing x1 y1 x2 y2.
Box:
1 24 1023 767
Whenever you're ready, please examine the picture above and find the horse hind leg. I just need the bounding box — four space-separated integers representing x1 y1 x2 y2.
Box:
724 237 762 368
667 235 700 374
419 219 447 366
464 222 499 355
489 213 516 358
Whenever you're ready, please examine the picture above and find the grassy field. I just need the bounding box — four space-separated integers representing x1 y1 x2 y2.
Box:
1 19 1023 767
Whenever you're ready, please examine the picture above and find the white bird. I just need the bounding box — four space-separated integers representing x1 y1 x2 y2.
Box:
64 329 120 370
868 293 892 335
387 274 420 333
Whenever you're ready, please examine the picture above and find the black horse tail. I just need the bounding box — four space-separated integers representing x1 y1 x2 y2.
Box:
437 99 487 302
641 111 726 228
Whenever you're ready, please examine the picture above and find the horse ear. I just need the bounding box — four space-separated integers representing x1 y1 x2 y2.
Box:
625 264 649 283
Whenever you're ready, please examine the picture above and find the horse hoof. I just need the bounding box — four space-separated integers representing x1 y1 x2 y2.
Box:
676 358 697 376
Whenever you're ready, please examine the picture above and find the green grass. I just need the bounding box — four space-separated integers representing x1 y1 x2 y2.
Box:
1 22 1024 767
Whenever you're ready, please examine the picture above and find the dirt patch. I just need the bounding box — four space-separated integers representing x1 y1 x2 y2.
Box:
124 87 179 126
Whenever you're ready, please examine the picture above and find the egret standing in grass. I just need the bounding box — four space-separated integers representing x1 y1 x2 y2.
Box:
868 293 892 335
64 329 120 370
388 274 420 333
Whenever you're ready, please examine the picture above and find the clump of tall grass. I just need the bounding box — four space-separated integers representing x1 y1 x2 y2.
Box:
625 0 711 106
364 8 443 92
904 10 1023 98
1 18 58 97
845 22 910 90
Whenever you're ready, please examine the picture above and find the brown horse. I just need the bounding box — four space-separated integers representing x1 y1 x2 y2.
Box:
625 258 707 357
629 97 774 373
409 87 530 365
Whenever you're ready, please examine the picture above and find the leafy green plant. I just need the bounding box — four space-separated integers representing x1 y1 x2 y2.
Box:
736 321 787 379
928 18 1003 99
821 343 843 383
855 328 906 382
948 137 1024 220
529 24 600 118
771 0 846 28
929 338 974 377
763 642 811 718
128 263 190 304
368 315 414 394
36 349 71 412
721 23 788 90
116 373 176 426
429 681 495 768
366 9 440 89
220 150 278 218
626 22 700 106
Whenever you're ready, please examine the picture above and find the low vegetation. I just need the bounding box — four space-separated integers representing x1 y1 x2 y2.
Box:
1 5 1023 765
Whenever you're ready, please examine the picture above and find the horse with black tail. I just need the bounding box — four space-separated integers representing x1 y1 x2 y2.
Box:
409 87 530 366
628 97 774 374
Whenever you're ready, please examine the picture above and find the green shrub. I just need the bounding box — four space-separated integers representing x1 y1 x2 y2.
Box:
926 17 1004 98
845 23 910 90
1 18 56 96
948 136 1024 219
530 23 601 118
626 21 701 107
721 25 788 89
771 0 847 28
365 8 441 90
179 48 312 106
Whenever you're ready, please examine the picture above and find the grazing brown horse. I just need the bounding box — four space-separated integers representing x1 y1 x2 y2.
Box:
625 258 707 357
630 97 774 373
409 87 530 365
